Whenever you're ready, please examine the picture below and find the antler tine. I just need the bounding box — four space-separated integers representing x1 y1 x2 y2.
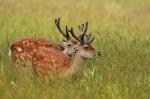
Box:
78 25 81 33
82 22 88 37
85 33 92 41
55 18 67 38
78 23 84 33
81 24 84 32
68 27 83 43
83 22 88 34
65 25 70 40
78 21 88 41
78 22 86 32
87 36 95 44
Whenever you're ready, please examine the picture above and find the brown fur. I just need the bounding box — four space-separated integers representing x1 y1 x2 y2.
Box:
11 38 64 64
32 47 72 76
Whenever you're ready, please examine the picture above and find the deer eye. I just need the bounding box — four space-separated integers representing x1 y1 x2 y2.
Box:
83 45 89 49
67 44 72 47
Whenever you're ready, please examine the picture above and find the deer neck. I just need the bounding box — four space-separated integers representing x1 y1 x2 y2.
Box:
62 48 73 57
64 52 85 78
62 48 68 55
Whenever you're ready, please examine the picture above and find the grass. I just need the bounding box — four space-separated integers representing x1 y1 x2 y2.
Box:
0 0 150 98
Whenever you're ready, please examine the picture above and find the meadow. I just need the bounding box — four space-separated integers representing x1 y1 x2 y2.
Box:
0 0 150 98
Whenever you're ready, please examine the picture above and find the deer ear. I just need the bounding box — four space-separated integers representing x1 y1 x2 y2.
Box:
62 42 68 47
74 45 81 52
63 39 68 42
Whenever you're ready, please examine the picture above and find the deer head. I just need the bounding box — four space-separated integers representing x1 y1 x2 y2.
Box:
55 18 97 57
55 18 100 57
68 24 101 59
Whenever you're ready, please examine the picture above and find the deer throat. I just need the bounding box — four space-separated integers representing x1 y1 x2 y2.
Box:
63 53 85 78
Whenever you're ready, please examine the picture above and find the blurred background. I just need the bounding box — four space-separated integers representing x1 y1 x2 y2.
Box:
0 0 150 39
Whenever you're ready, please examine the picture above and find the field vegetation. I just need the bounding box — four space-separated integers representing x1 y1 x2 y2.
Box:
0 0 150 98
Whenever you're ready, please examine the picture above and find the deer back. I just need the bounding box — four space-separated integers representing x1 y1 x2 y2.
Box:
11 38 64 63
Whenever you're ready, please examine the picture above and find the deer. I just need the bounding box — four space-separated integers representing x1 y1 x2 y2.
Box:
32 25 101 79
10 18 85 65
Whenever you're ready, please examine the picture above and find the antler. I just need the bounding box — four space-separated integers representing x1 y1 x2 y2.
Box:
85 33 91 41
55 18 94 44
68 22 95 44
87 36 95 44
83 33 95 44
68 27 83 43
78 22 88 41
78 22 95 44
55 18 70 40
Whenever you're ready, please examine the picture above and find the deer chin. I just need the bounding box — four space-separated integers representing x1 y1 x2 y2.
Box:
81 54 100 60
81 56 95 60
94 52 101 58
94 55 100 58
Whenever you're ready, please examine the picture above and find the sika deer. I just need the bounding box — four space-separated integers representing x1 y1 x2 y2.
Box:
10 18 78 65
32 26 101 79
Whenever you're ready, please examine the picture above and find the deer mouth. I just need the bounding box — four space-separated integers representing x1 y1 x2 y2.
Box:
81 55 95 60
94 55 100 58
94 52 101 58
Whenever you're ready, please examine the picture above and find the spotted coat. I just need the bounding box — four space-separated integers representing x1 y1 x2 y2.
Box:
32 47 72 76
11 38 64 65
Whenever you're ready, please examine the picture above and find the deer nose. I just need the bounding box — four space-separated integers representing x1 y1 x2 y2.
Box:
96 51 101 56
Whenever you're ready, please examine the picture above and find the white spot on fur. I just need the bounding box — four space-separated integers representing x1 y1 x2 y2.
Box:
17 47 22 52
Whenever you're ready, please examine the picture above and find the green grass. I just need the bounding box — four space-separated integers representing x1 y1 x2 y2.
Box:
0 0 150 98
